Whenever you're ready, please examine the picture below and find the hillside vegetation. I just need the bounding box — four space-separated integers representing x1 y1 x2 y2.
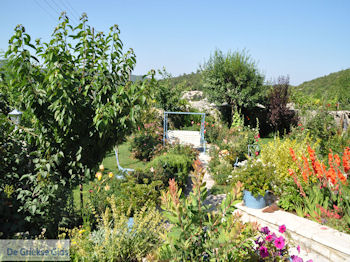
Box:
291 68 350 110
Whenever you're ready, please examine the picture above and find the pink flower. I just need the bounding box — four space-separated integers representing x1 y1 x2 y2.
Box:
261 226 270 235
255 151 259 156
197 123 200 126
297 245 300 254
204 130 206 134
211 124 214 127
274 236 285 249
279 224 286 233
259 246 269 258
258 133 260 138
266 234 273 242
191 121 194 125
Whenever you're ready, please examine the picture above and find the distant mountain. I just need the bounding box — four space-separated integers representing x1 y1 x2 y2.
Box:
292 69 350 110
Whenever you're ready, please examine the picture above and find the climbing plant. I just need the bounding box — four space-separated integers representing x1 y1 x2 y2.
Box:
1 12 154 237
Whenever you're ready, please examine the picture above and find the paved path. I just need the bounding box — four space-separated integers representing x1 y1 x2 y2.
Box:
167 130 225 206
167 130 202 148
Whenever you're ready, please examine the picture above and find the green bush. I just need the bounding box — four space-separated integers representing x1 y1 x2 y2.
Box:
129 122 163 161
157 160 258 261
230 159 276 198
87 169 161 223
145 152 193 189
66 196 165 262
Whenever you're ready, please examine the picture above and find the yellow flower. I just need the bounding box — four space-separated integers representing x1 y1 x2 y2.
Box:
108 172 114 178
96 172 102 181
99 164 105 171
71 240 77 246
78 229 86 234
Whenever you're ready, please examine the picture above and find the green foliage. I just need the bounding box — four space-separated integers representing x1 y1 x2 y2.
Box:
154 68 187 112
231 109 244 128
291 68 350 110
201 49 265 125
87 169 161 224
167 71 203 91
66 196 165 261
230 159 276 198
145 151 194 189
157 161 257 261
288 110 349 157
129 122 163 161
260 136 314 195
1 13 153 237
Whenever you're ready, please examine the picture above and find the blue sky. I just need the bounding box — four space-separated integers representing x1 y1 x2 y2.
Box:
1 0 350 85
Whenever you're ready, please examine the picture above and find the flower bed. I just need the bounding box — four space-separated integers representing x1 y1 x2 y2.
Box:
235 202 350 261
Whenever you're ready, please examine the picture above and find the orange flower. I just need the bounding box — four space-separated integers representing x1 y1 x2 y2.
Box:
289 148 297 162
334 154 341 167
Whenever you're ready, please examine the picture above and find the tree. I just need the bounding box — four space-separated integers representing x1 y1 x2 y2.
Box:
201 49 265 125
268 76 298 134
1 13 153 236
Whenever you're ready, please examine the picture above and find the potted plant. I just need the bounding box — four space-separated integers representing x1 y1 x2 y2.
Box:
231 159 275 209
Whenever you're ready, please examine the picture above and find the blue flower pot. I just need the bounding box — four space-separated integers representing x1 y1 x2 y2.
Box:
243 190 267 209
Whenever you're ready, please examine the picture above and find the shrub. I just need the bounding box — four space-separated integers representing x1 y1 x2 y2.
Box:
230 159 276 198
259 136 315 195
129 122 163 161
87 167 161 224
66 196 165 261
267 76 298 134
145 152 193 189
157 160 258 261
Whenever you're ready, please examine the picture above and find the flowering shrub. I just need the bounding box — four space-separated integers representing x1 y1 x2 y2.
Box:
286 146 350 233
253 225 312 262
260 136 315 195
129 122 163 161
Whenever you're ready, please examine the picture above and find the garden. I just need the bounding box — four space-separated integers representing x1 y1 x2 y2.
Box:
1 13 349 261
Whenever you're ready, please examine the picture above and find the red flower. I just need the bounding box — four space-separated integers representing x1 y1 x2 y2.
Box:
255 151 259 156
279 224 286 233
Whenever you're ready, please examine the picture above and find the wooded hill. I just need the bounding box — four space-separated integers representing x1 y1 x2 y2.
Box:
291 68 350 110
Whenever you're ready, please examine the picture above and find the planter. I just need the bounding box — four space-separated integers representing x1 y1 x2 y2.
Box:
243 190 267 209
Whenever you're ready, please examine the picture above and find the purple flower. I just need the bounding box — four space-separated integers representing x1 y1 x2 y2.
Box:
261 226 270 235
271 232 277 240
291 255 304 262
274 236 285 250
259 246 269 258
279 224 286 233
266 234 273 242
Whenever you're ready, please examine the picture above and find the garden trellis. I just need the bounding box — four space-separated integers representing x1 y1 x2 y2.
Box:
163 111 207 153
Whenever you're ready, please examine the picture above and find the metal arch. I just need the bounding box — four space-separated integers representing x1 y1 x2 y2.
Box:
163 111 206 153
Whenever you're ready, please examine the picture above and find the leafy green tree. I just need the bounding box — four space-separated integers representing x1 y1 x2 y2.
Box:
202 49 265 125
1 13 153 237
